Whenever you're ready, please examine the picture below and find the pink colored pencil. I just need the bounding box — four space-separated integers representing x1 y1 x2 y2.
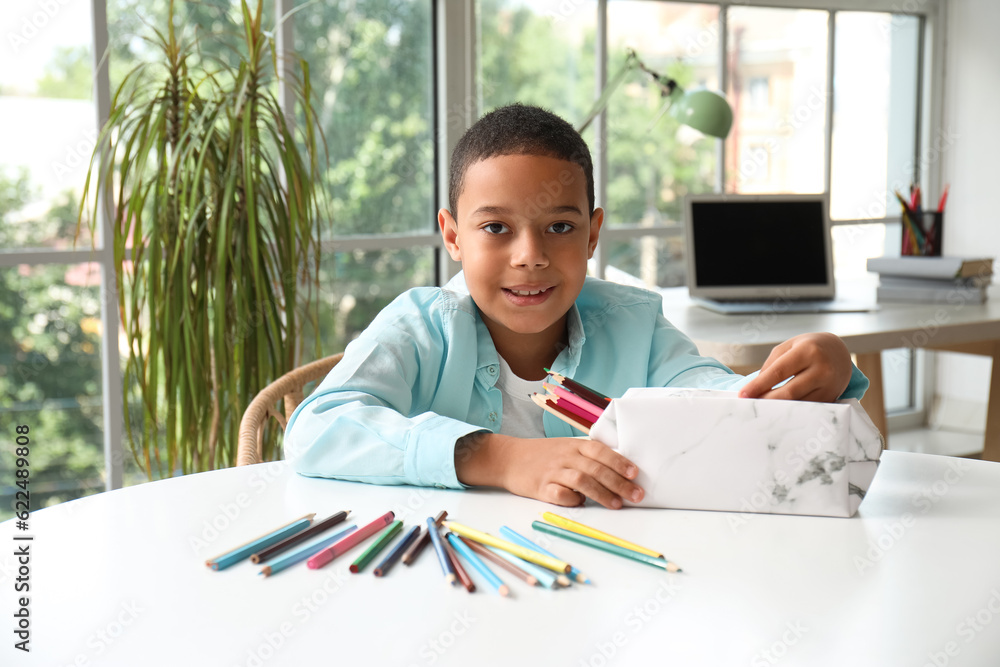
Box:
543 382 604 420
307 511 395 569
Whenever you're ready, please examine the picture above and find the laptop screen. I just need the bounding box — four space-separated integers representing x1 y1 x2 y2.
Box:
684 193 835 300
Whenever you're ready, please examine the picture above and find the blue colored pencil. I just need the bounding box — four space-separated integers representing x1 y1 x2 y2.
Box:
500 525 590 584
208 515 314 571
426 516 456 585
447 533 510 597
374 525 421 577
259 525 358 577
484 544 559 589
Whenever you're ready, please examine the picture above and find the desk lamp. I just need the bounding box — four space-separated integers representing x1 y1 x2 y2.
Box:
577 48 733 139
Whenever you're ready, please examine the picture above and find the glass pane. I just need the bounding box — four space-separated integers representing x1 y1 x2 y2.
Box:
726 6 828 194
478 0 597 126
607 2 721 228
0 1 96 248
295 0 435 237
603 234 687 289
831 13 920 221
831 222 886 282
883 348 913 412
0 264 104 519
307 247 437 356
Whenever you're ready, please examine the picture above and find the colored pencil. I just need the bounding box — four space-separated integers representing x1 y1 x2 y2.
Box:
427 516 457 585
306 511 395 569
207 514 315 571
444 538 476 592
541 512 664 559
542 382 601 423
531 393 592 434
447 532 509 597
484 544 561 588
544 382 605 420
259 525 358 577
251 510 350 563
206 513 314 564
499 526 586 584
937 184 950 212
350 520 403 573
459 536 538 587
374 525 421 577
532 521 682 572
544 369 611 404
443 521 571 574
402 510 447 565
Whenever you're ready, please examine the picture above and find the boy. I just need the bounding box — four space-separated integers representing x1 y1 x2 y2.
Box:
284 103 868 509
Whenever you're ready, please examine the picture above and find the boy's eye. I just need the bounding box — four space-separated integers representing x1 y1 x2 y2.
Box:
483 222 509 234
548 221 574 234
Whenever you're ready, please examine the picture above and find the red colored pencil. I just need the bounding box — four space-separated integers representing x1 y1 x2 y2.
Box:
544 382 604 420
545 369 611 405
307 511 395 569
531 394 593 434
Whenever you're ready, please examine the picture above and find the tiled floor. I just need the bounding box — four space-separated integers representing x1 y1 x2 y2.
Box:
889 427 985 458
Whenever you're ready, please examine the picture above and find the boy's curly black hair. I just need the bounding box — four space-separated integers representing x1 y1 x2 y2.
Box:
448 103 595 217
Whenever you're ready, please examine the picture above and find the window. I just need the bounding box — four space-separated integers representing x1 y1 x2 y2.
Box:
0 1 942 513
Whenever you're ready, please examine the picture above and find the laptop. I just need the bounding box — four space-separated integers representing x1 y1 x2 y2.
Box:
683 193 874 314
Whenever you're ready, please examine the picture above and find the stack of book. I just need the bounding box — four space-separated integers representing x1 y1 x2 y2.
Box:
866 256 993 304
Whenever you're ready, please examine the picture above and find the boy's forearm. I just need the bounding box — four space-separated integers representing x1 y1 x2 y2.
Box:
455 432 512 488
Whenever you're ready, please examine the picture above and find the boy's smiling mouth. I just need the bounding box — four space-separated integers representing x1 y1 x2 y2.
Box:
502 285 554 303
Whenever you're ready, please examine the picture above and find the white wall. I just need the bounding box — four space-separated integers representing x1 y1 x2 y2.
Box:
934 0 1000 431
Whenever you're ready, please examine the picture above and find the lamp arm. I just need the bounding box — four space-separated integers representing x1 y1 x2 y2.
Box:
576 48 680 133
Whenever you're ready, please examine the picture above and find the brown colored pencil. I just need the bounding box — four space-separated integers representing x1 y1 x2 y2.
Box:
251 510 350 563
444 538 476 592
402 510 447 565
531 393 592 434
459 536 538 587
545 369 611 405
204 513 315 565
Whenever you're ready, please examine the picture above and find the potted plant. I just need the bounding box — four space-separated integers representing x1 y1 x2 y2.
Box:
80 0 325 476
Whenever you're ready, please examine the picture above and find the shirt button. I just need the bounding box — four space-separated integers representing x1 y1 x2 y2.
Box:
487 365 498 375
488 412 497 422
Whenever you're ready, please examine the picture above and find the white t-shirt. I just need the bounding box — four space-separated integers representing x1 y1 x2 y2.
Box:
496 356 546 439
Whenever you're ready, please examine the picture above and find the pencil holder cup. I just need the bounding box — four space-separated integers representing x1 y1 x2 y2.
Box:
901 210 942 256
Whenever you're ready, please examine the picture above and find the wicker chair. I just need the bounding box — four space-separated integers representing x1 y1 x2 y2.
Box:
236 353 343 466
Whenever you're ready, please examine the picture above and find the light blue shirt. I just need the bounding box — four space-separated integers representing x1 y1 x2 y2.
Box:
284 274 869 489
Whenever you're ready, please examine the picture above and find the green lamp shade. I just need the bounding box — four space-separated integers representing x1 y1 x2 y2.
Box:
669 88 733 139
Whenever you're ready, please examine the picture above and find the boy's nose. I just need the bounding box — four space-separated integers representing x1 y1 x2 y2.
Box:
511 231 549 268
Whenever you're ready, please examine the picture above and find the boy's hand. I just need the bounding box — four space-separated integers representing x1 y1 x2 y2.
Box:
456 433 643 509
738 332 852 403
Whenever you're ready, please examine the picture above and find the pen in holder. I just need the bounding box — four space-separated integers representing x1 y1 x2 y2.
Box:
901 210 943 256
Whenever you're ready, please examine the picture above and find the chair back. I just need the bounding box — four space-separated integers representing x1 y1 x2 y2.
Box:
236 353 343 465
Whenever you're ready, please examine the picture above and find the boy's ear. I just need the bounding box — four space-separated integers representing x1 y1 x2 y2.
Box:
587 207 604 259
438 208 463 261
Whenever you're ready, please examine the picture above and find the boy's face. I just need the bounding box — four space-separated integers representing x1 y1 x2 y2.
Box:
438 154 603 356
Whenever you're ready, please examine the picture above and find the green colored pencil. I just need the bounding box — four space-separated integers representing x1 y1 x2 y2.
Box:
350 520 403 573
531 521 682 572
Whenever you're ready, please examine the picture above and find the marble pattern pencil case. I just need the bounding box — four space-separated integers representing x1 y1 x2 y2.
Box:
589 388 884 518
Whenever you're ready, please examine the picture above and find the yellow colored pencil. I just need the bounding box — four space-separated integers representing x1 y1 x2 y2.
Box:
442 521 572 574
541 512 663 559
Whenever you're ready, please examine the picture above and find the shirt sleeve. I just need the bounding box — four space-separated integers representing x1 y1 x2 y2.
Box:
647 310 869 400
283 294 484 490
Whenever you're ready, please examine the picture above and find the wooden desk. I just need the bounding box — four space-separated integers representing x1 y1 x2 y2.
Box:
659 287 1000 461
4 453 1000 666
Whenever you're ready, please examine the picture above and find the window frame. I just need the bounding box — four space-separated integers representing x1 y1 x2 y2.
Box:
0 0 943 492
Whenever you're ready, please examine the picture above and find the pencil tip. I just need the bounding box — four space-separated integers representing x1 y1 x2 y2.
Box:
499 585 510 597
446 574 457 585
